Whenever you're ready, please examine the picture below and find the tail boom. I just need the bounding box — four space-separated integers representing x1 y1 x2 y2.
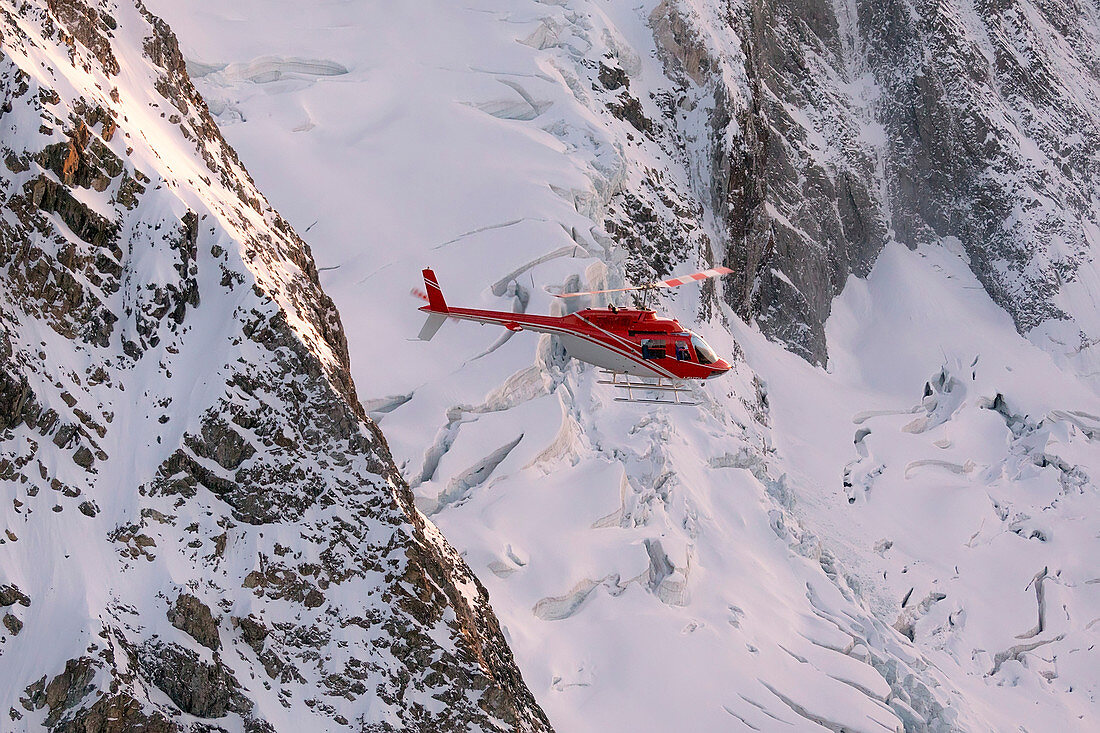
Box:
415 267 565 338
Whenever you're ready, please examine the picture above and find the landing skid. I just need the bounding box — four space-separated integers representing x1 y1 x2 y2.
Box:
598 371 698 406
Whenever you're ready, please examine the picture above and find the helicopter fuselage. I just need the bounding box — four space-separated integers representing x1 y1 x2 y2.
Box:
422 302 731 380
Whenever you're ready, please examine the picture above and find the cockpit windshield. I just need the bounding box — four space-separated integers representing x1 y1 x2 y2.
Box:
689 331 718 365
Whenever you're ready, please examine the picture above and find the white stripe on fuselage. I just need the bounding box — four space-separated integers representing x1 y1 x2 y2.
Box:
449 310 679 378
574 314 681 378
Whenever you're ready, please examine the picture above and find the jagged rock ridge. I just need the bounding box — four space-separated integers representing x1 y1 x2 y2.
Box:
0 1 550 730
123 0 1100 730
651 0 1100 369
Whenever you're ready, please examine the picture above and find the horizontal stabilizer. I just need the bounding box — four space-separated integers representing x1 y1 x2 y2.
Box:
418 313 446 341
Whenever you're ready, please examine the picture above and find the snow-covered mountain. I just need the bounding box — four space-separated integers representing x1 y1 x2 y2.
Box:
147 0 1100 730
6 0 1100 731
0 1 549 730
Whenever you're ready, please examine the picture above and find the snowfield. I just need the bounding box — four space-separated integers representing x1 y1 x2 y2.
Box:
149 0 1100 730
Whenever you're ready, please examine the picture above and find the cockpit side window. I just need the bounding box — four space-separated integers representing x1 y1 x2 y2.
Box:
675 341 691 361
689 332 718 365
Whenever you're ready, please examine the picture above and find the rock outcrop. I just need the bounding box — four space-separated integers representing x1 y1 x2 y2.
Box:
144 0 1100 729
650 0 1100 368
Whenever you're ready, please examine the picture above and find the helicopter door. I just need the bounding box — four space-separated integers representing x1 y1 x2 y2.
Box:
640 339 667 359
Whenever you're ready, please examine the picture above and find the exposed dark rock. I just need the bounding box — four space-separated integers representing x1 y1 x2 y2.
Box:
167 594 220 651
234 615 268 654
45 0 121 75
26 175 119 249
136 641 242 718
603 165 712 301
37 119 122 190
651 1 711 85
650 0 1098 365
186 417 255 472
72 445 94 468
0 583 31 608
598 58 629 90
711 0 885 363
865 0 1095 337
0 366 35 433
54 693 179 733
2 613 22 635
146 311 393 525
21 657 99 727
231 615 292 681
606 91 651 133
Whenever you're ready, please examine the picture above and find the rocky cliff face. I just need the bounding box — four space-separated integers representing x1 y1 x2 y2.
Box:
0 1 550 730
102 0 1100 730
652 0 1100 369
862 0 1100 373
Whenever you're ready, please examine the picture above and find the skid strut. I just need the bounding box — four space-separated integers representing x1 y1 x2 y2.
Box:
598 371 697 406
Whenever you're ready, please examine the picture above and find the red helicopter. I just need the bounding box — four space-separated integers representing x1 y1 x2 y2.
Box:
414 267 733 402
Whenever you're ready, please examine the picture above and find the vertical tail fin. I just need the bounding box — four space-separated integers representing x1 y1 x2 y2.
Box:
422 268 448 312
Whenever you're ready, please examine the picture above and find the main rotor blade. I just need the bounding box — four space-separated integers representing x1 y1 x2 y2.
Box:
551 266 734 298
552 284 648 299
655 266 734 287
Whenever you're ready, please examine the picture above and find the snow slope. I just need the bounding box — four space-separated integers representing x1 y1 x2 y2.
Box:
149 0 1100 730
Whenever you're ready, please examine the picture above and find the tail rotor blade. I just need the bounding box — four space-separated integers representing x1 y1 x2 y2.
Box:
411 286 457 325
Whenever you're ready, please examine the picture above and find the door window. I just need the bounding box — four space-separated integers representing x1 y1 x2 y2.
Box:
641 339 666 359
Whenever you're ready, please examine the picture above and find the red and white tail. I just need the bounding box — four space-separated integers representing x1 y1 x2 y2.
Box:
415 268 448 341
421 268 448 312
